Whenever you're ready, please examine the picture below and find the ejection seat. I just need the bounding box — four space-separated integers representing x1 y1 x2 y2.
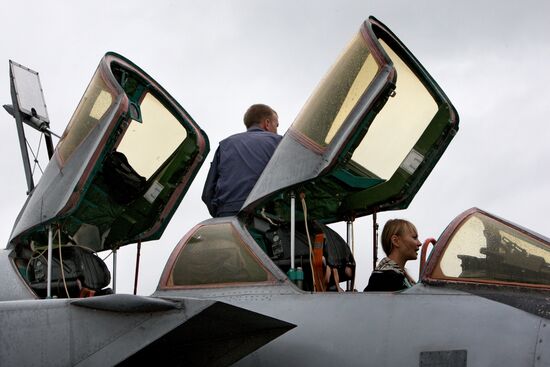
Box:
260 220 355 291
26 245 112 298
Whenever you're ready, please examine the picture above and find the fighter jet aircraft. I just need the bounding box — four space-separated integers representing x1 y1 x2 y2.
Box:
1 16 549 366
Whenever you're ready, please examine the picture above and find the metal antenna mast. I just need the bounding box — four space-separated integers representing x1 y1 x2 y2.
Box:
4 61 60 298
3 60 58 194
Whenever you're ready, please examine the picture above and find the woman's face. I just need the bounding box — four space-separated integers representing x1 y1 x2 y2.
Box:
394 227 421 261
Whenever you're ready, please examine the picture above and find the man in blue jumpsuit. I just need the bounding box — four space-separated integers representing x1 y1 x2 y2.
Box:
202 104 282 217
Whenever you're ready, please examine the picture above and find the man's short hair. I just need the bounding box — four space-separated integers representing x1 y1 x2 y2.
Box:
243 104 276 128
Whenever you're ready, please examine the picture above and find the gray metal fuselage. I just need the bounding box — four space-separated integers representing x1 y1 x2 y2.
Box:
156 284 550 367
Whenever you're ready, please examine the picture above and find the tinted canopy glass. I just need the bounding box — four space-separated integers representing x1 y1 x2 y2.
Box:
168 223 270 286
292 33 378 148
117 92 187 180
58 71 115 163
351 40 438 180
431 212 550 287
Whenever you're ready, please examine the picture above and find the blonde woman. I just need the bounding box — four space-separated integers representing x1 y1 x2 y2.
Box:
364 219 421 292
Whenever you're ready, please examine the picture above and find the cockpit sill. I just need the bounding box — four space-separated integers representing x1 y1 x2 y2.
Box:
422 279 550 319
155 207 550 310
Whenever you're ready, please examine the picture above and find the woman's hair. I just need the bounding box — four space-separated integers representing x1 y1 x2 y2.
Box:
380 219 417 256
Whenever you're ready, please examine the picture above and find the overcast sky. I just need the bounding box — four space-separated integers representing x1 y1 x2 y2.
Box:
1 0 549 294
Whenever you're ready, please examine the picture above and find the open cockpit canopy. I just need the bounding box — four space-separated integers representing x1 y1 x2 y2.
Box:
9 52 209 253
242 17 459 224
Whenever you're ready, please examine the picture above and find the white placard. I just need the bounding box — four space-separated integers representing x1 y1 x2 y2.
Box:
144 181 164 204
400 149 424 175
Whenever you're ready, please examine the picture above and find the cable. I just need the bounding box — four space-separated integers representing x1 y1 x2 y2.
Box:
26 248 47 279
300 193 316 291
56 227 70 298
102 250 113 262
260 207 277 226
25 135 44 176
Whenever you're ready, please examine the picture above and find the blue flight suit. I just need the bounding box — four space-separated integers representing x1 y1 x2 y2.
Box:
202 127 282 217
